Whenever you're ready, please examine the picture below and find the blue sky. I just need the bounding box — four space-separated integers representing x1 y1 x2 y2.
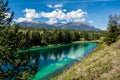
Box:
8 0 120 30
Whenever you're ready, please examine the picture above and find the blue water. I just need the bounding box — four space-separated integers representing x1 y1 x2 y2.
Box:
0 42 98 80
31 42 98 80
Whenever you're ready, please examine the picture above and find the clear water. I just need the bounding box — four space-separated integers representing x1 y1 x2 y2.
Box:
30 42 98 80
0 42 98 80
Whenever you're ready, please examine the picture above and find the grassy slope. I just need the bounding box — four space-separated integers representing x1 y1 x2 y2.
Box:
52 40 120 80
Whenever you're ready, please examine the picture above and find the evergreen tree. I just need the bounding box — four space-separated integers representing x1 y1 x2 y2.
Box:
105 15 119 45
70 31 76 41
57 29 62 43
0 0 14 27
31 31 41 46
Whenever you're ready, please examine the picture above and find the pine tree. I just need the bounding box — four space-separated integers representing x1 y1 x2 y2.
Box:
0 0 14 51
0 0 14 27
105 15 119 45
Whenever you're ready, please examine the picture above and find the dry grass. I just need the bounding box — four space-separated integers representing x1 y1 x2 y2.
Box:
52 40 120 80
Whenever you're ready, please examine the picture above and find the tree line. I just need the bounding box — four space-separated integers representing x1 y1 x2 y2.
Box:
0 24 106 51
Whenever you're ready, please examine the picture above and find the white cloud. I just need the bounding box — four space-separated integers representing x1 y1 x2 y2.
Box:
40 10 58 18
47 3 63 9
14 17 32 22
66 9 86 19
65 9 87 22
14 8 39 22
39 9 87 24
47 4 53 8
54 3 63 8
47 18 58 24
24 8 39 19
15 5 87 24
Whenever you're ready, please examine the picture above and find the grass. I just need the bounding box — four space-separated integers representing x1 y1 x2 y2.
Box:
72 40 101 43
52 39 120 80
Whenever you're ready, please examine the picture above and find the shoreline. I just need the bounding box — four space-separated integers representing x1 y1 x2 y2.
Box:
15 40 100 54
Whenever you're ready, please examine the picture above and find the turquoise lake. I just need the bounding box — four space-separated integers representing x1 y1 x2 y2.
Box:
30 42 98 80
0 42 98 80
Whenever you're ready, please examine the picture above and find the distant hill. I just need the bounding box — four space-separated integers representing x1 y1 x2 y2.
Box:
18 21 100 31
53 22 100 31
18 21 57 29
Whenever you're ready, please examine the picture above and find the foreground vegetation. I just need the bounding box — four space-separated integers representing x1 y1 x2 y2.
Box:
52 39 120 80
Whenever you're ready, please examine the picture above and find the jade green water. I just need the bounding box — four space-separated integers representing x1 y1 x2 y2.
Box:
29 42 98 80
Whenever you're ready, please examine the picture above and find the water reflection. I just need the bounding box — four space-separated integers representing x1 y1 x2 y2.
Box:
31 42 97 80
0 42 98 80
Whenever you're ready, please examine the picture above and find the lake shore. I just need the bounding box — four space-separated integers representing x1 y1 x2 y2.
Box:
15 40 100 54
52 39 120 80
72 40 101 43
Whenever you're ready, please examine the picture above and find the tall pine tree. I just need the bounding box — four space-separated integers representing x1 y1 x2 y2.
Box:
0 0 14 51
0 0 14 27
105 15 119 45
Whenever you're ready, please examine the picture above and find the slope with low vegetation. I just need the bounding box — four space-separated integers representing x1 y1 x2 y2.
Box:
52 39 120 80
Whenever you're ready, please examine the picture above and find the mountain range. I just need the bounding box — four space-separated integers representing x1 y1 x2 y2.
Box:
18 21 100 31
